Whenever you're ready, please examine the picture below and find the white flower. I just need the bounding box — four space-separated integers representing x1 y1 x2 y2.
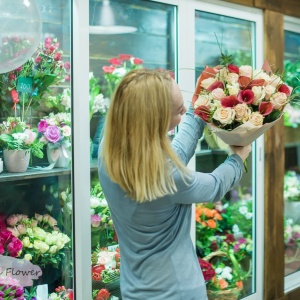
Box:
113 67 127 77
24 254 32 261
232 224 240 233
90 196 101 208
215 267 223 274
200 77 217 90
239 205 248 215
245 212 253 220
227 83 240 96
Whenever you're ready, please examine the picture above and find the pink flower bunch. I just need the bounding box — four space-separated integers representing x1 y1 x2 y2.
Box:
0 277 24 299
193 61 293 131
37 112 71 146
0 222 23 257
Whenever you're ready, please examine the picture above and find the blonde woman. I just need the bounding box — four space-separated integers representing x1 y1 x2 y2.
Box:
98 69 251 300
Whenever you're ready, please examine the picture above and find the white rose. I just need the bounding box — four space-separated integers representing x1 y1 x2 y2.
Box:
252 86 266 105
234 103 251 122
270 92 288 110
22 237 31 248
33 227 47 239
239 65 252 77
253 69 270 84
227 83 240 96
269 74 283 87
213 107 235 125
217 67 229 80
200 77 217 90
49 245 58 254
226 72 239 85
24 254 32 261
211 88 226 101
264 85 276 100
248 112 264 126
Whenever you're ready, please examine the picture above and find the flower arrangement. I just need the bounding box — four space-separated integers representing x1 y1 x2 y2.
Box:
48 286 74 300
91 247 121 300
91 247 120 283
284 218 300 248
0 117 44 158
284 170 300 201
102 54 144 98
37 112 71 149
0 277 25 299
0 37 70 118
89 72 110 119
192 48 297 146
195 203 223 256
5 213 71 268
200 250 250 300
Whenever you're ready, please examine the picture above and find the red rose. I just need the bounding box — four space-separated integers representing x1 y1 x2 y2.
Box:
221 95 241 108
133 57 143 65
35 56 42 64
207 81 224 92
10 90 19 103
54 52 62 61
109 57 123 66
119 54 132 60
102 66 115 74
194 105 211 122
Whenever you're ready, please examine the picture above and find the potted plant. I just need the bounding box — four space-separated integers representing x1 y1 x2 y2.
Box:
0 117 44 172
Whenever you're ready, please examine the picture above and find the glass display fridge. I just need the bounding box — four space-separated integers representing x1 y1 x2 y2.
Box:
0 0 267 299
283 16 300 293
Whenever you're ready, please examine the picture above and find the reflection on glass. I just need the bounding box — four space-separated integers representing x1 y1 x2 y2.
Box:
283 30 300 277
0 0 73 299
194 10 255 299
89 1 176 299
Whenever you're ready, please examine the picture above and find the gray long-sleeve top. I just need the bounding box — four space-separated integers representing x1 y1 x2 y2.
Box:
98 106 244 300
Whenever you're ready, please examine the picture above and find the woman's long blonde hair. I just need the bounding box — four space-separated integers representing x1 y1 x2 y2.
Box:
101 68 189 202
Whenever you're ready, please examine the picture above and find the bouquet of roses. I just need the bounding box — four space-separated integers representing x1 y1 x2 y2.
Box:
192 52 296 146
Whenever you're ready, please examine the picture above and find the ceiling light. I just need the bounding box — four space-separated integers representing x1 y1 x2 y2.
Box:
89 0 137 35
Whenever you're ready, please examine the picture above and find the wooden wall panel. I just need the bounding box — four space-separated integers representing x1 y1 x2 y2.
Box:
254 0 300 18
263 10 285 300
222 0 254 7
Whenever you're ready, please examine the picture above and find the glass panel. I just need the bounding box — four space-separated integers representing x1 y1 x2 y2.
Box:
89 0 176 299
0 0 73 299
195 11 255 299
284 29 300 277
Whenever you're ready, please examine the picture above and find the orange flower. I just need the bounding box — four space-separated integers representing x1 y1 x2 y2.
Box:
206 219 216 228
219 278 229 289
236 281 243 289
203 207 214 218
201 221 207 227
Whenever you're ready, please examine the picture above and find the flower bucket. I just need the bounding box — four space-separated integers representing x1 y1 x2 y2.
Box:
203 251 243 300
3 149 30 173
47 144 71 168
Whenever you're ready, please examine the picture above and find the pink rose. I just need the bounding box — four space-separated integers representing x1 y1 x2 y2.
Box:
64 62 71 70
6 215 19 227
44 125 62 143
211 88 226 101
133 57 143 65
102 66 115 74
7 237 22 257
35 56 42 64
54 52 62 61
108 57 123 66
24 129 37 145
91 215 101 227
16 224 27 235
38 120 48 133
0 229 12 243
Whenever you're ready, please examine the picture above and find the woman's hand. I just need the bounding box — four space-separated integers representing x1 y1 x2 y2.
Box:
228 145 252 161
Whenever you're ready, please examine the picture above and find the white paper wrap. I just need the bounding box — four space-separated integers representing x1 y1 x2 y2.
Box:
207 116 282 146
